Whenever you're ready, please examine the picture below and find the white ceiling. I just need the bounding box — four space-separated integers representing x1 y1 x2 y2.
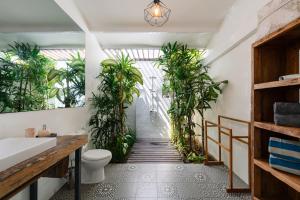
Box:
74 0 236 48
0 32 85 49
0 0 237 49
95 32 211 49
0 0 81 32
74 0 236 33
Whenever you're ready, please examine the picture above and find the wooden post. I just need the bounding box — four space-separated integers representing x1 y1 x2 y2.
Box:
218 115 222 162
248 123 252 191
75 147 82 200
229 129 233 190
29 181 38 200
205 120 208 163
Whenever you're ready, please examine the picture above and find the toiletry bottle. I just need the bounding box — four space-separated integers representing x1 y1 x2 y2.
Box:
38 124 50 137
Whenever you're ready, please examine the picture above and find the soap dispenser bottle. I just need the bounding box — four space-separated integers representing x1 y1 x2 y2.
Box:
38 124 50 137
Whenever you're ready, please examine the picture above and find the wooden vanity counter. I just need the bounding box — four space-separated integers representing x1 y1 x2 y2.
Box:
0 135 88 200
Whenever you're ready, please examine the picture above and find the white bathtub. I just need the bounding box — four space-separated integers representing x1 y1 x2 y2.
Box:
0 137 57 172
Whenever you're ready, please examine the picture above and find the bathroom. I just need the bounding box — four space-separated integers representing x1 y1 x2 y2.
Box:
1 0 300 200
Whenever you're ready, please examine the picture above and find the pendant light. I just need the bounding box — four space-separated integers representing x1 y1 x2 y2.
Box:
144 0 171 27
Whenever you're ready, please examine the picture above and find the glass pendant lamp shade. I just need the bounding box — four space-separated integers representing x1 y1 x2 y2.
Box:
144 0 171 27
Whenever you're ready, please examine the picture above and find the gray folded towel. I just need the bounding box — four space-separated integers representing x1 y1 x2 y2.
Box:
274 102 300 115
274 113 300 127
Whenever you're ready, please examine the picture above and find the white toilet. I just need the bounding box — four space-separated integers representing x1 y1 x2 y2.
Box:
81 149 112 184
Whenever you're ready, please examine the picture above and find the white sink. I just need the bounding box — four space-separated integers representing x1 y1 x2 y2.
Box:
0 137 57 172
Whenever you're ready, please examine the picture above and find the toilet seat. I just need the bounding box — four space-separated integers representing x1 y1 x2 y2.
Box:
82 149 112 161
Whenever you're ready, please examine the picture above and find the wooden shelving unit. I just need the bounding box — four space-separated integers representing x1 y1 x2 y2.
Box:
254 78 300 90
251 18 300 200
254 121 300 138
254 159 300 192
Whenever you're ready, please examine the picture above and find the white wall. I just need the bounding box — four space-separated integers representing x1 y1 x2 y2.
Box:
135 61 171 139
199 0 271 184
0 32 106 200
0 107 88 139
85 32 107 100
205 0 271 65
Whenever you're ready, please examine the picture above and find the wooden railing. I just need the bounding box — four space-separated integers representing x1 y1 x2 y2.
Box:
204 115 251 193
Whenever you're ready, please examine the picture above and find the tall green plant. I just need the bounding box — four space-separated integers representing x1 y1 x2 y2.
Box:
157 42 228 158
89 53 143 162
195 62 228 155
0 42 55 112
49 52 85 108
0 52 16 112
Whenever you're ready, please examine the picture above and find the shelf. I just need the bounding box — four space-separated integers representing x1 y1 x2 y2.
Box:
253 18 300 47
254 121 300 139
252 18 300 199
254 78 300 90
254 158 300 192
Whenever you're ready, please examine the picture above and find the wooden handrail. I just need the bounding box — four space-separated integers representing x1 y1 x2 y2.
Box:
207 135 231 152
219 115 251 125
206 120 232 131
204 116 251 193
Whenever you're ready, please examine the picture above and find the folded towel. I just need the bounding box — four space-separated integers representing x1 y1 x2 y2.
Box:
269 137 300 162
279 74 300 80
274 113 300 127
274 102 300 115
269 154 300 176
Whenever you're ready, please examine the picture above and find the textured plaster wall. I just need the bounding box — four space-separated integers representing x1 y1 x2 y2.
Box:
195 0 272 183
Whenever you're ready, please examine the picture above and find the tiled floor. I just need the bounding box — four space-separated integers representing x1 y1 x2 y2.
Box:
51 163 251 200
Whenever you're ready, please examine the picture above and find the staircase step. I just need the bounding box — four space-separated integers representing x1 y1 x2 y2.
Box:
131 153 179 155
130 155 180 157
127 138 182 163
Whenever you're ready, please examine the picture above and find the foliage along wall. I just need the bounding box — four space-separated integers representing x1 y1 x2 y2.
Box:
157 42 227 162
89 54 143 162
0 42 85 113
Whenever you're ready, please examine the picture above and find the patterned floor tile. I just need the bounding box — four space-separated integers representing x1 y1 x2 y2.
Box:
105 170 139 183
137 171 157 182
112 182 137 198
136 183 157 198
157 183 180 199
50 163 251 200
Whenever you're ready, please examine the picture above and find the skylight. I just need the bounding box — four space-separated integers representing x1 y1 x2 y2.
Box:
40 49 85 61
104 48 162 61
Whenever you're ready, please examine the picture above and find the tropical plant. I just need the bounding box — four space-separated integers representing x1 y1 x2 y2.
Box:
0 52 15 112
195 62 228 155
89 53 143 162
187 152 205 163
48 52 85 108
157 42 227 160
0 42 55 112
0 43 86 112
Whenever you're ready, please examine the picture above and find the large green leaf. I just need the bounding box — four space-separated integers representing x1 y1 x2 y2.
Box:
47 68 60 81
132 87 140 97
